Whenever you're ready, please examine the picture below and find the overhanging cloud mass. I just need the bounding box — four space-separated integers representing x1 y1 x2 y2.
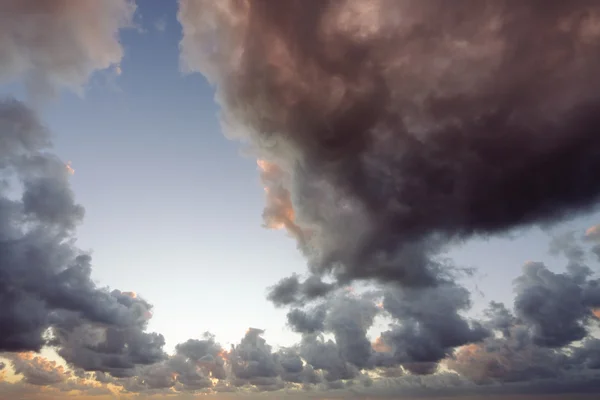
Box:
180 0 600 289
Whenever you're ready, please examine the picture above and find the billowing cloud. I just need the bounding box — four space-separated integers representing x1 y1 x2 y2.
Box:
267 274 335 307
0 98 165 379
514 261 600 348
8 353 69 386
0 0 135 95
179 0 600 294
175 2 600 393
373 283 489 375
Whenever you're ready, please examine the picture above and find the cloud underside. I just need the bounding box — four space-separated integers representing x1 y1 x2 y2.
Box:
2 0 600 399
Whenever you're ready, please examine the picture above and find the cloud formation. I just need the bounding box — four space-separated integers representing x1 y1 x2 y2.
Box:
0 0 135 96
179 0 600 293
176 2 600 392
3 1 600 399
2 97 600 397
0 98 165 380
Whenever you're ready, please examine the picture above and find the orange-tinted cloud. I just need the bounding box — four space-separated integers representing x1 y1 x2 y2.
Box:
10 352 68 386
257 159 307 243
372 336 391 353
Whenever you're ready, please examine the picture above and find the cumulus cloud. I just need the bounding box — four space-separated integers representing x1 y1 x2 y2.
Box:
8 353 69 386
0 0 135 96
175 2 600 393
445 255 600 389
373 283 489 375
268 274 335 307
0 98 165 380
514 261 600 348
179 0 600 295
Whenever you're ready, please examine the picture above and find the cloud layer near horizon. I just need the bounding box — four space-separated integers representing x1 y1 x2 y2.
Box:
2 0 600 399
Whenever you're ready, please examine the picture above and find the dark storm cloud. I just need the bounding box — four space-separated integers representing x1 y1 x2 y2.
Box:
285 290 381 377
173 333 227 386
372 283 489 374
514 261 600 348
444 255 600 387
178 0 600 392
267 274 335 307
280 280 488 378
324 295 379 369
298 333 359 383
180 0 600 291
287 305 327 334
52 318 167 377
484 301 517 338
0 98 166 378
229 328 282 389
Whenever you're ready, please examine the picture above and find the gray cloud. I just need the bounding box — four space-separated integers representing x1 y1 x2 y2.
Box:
179 0 600 294
298 333 358 383
445 257 600 388
0 0 135 97
571 338 600 370
287 305 327 334
0 98 166 379
484 301 517 338
447 325 569 385
373 283 489 374
177 2 600 393
229 328 281 388
324 295 379 369
52 314 167 377
514 261 600 348
8 353 69 386
268 274 335 307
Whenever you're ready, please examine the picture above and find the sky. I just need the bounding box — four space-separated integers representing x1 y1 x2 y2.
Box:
1 1 600 399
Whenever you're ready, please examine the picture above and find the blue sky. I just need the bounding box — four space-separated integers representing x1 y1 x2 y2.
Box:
2 1 600 399
36 0 309 351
